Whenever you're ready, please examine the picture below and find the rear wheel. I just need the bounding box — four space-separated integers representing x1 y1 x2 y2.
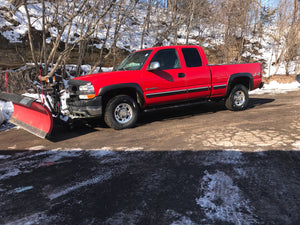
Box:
104 95 139 130
225 84 249 111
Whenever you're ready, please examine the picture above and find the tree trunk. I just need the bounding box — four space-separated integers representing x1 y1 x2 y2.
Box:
23 0 38 71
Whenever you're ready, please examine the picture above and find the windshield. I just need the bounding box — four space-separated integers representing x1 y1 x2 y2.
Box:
115 50 152 71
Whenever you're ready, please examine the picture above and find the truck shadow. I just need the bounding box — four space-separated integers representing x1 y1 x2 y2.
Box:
49 97 274 142
49 122 100 142
248 97 275 109
138 97 275 127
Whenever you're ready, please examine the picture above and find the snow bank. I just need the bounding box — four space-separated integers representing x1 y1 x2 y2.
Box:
0 100 13 125
250 81 300 95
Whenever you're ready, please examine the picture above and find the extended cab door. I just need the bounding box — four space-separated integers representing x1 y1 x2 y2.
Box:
142 48 187 105
181 47 212 99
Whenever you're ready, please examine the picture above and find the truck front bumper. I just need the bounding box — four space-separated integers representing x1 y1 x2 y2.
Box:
67 96 102 118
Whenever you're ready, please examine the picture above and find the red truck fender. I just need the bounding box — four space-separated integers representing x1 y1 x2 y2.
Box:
226 73 254 97
98 83 145 108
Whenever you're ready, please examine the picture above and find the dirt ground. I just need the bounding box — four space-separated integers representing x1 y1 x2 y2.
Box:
0 90 299 224
0 90 299 151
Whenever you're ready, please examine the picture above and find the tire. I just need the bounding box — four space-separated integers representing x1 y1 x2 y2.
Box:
225 84 249 111
104 95 139 130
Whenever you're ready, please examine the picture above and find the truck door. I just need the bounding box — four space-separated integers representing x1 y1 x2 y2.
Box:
142 48 187 105
181 47 211 99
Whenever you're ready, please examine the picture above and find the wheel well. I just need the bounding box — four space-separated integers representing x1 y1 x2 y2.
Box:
102 88 143 110
230 77 251 90
227 76 252 97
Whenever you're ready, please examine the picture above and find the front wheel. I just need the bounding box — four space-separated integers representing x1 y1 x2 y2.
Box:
225 84 249 111
104 95 139 130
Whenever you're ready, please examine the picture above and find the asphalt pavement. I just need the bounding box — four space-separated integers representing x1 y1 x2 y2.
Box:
0 150 299 224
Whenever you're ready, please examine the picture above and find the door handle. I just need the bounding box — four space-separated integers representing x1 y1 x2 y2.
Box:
178 73 185 78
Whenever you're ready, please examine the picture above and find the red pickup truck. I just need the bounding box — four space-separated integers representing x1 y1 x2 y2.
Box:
67 45 263 129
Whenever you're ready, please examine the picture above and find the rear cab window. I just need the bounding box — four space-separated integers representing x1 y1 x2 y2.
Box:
182 48 202 67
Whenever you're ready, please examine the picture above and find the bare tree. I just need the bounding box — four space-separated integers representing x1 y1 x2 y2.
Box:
22 0 116 78
88 10 113 74
23 0 38 71
268 0 300 75
284 0 300 75
140 0 152 49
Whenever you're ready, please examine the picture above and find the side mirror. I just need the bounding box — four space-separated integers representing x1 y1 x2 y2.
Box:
148 61 160 71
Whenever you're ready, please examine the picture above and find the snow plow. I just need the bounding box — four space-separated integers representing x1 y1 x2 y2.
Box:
0 92 53 138
0 73 62 139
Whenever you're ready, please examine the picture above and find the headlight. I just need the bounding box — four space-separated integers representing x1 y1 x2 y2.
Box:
79 83 95 99
79 83 94 92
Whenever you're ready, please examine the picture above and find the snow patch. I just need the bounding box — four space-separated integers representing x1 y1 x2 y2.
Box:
48 171 112 200
0 168 21 180
88 150 114 159
0 0 10 7
250 81 300 95
116 147 144 151
171 216 195 225
14 186 34 193
8 145 17 150
28 145 45 150
292 141 300 150
4 212 51 225
196 170 256 224
0 100 13 123
39 150 82 163
0 154 11 160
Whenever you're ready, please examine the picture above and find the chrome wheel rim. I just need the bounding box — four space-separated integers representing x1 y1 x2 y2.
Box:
233 90 245 107
114 103 133 124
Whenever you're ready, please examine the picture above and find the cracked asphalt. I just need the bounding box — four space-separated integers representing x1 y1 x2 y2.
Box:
0 90 299 151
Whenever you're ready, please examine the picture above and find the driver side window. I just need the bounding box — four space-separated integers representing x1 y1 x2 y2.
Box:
150 49 181 70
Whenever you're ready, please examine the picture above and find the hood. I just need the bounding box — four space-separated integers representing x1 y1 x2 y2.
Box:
72 70 142 95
